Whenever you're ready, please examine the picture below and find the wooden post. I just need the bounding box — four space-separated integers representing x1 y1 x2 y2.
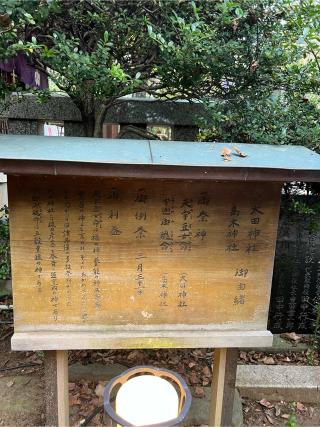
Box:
209 348 238 427
44 350 69 427
57 351 69 427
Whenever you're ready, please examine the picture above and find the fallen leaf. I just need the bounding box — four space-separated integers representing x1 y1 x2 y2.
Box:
202 378 210 386
6 379 14 387
280 332 301 342
265 414 275 424
194 386 205 398
168 356 180 365
233 146 248 157
296 402 305 412
202 365 211 377
239 351 247 360
220 147 232 161
281 414 290 419
259 399 274 409
189 371 200 385
69 394 81 406
275 404 281 417
94 383 105 397
262 356 276 365
192 349 204 358
127 350 144 362
188 362 196 368
68 382 76 391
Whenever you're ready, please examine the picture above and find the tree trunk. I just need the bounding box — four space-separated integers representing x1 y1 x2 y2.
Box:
76 95 114 138
82 114 95 137
80 104 109 138
93 103 108 138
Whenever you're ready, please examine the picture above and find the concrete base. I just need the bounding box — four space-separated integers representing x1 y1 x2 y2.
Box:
70 362 243 426
236 365 320 404
241 334 310 353
0 374 44 426
69 362 126 382
185 387 243 427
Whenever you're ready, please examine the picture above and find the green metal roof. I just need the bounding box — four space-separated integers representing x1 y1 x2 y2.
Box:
0 135 319 182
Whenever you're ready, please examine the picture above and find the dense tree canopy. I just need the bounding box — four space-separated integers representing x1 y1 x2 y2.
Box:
199 0 320 151
0 0 319 146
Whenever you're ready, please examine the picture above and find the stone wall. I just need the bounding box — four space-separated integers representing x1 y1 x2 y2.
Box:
2 94 205 140
269 203 320 334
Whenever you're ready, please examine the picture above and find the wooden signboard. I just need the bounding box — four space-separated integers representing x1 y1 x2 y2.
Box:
2 136 320 427
10 175 280 350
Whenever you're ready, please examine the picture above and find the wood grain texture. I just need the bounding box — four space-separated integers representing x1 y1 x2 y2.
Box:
56 351 69 427
209 348 228 426
220 348 238 427
11 330 273 350
44 351 59 427
9 175 281 348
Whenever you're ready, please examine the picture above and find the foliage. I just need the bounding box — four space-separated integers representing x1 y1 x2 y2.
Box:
286 413 297 427
0 206 10 280
199 92 320 151
314 303 320 351
0 0 223 135
197 0 320 153
0 0 310 138
1 0 320 145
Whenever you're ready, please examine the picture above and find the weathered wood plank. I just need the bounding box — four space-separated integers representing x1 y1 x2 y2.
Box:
9 176 280 345
11 330 273 350
44 351 69 427
44 351 59 427
209 348 228 426
56 351 69 427
221 348 238 426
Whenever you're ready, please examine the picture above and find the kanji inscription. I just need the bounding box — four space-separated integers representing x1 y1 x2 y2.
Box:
9 176 281 332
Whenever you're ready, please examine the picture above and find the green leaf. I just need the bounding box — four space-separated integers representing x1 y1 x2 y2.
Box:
235 7 244 18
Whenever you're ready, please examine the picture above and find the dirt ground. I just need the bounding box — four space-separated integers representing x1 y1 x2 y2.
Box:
1 337 320 426
1 305 320 426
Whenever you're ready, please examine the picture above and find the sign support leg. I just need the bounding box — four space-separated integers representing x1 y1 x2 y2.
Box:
44 350 69 427
209 348 238 427
56 350 69 427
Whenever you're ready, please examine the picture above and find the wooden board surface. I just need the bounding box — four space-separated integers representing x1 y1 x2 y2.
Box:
9 176 281 340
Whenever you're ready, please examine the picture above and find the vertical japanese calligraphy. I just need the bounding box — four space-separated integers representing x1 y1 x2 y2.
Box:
92 191 102 310
135 253 146 296
79 191 88 322
233 267 248 306
246 205 264 254
226 205 240 253
11 176 281 330
159 273 169 307
32 191 42 292
299 233 316 329
178 273 188 308
47 189 58 321
178 199 193 251
160 197 174 252
63 191 72 307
